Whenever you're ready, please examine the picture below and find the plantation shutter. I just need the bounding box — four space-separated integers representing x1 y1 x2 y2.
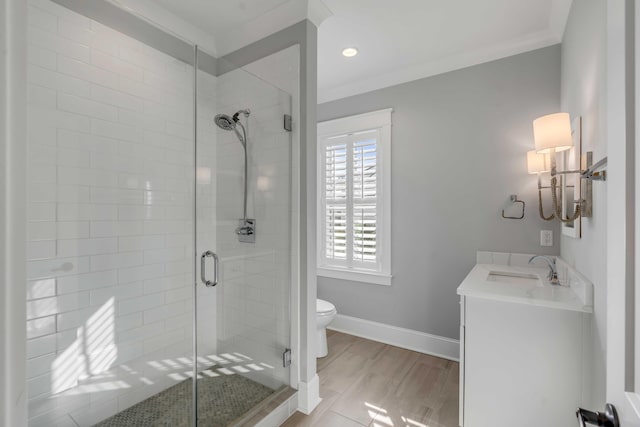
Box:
352 130 378 267
323 135 348 264
321 129 381 271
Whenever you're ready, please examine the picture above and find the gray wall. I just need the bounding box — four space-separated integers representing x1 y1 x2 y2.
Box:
560 0 607 408
317 46 561 340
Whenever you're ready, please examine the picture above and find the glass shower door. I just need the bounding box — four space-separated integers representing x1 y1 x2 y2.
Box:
194 49 293 424
25 2 198 425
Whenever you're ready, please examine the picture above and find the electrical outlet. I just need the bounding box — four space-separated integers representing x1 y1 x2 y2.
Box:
540 230 553 247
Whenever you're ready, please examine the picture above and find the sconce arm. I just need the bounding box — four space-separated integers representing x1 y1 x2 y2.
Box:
550 156 608 182
551 169 583 176
581 156 607 181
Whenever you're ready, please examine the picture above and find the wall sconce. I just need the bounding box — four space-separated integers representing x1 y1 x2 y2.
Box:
528 113 607 229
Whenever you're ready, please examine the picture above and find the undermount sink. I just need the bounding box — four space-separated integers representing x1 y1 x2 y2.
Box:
457 257 593 313
486 270 541 286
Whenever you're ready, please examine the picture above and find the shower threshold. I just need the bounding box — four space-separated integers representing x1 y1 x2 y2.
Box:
93 369 288 427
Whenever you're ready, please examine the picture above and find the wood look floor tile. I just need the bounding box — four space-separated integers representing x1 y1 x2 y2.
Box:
369 400 432 427
393 361 449 403
283 331 459 427
281 386 341 427
313 410 368 427
343 336 386 360
319 348 372 393
329 370 393 425
425 364 459 427
415 353 453 370
367 345 421 388
282 412 311 427
317 330 358 371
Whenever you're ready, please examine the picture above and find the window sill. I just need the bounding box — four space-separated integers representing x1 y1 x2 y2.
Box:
317 267 392 286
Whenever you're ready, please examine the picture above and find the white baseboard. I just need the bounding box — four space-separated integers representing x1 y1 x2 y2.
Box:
296 374 321 415
328 314 460 361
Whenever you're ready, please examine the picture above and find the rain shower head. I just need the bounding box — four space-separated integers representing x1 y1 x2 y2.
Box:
214 114 236 131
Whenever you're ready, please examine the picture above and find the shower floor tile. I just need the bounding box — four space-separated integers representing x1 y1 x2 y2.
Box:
92 371 275 427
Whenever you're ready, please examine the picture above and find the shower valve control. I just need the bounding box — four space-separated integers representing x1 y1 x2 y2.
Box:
237 218 256 243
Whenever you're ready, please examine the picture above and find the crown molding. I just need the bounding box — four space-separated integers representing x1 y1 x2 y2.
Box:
107 0 218 55
307 0 333 28
217 0 331 56
549 0 574 41
318 29 560 104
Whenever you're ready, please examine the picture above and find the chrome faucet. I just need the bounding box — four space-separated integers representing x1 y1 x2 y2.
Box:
528 255 560 285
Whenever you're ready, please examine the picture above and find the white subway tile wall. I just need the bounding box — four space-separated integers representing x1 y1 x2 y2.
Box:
25 0 219 424
26 1 293 424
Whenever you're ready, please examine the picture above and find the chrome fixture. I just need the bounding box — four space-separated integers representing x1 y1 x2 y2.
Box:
527 113 607 227
283 114 292 132
501 194 525 219
237 218 255 243
577 404 619 427
528 255 559 285
527 150 556 220
214 109 255 243
282 348 292 368
201 250 219 287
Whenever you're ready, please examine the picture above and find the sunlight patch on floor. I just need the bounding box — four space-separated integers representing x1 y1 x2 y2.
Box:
366 401 430 427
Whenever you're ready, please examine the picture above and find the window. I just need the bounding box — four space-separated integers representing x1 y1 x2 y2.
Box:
317 109 392 285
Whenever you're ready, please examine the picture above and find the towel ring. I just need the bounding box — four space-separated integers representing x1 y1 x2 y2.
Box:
502 195 525 220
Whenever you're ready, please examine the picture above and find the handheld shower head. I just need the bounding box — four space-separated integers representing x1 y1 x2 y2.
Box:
214 113 246 146
214 114 236 131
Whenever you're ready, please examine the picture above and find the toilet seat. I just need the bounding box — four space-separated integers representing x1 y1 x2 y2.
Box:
317 299 336 315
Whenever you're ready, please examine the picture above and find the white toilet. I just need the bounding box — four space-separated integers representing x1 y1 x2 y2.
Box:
316 299 337 358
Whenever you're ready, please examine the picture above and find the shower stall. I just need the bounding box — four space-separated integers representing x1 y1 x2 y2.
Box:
24 0 298 425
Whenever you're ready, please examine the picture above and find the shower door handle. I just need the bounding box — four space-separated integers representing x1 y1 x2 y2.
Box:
201 251 219 287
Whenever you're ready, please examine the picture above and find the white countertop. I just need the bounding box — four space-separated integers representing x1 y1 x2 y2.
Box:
457 263 593 313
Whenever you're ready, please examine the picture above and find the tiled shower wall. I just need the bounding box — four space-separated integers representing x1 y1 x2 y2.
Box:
25 0 216 424
215 68 292 388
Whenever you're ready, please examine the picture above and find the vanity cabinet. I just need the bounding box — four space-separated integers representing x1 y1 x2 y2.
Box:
457 262 592 427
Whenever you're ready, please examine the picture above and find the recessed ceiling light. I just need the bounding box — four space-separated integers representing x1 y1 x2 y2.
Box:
342 47 358 57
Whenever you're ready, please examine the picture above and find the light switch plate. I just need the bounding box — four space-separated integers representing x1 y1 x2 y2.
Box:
541 230 553 247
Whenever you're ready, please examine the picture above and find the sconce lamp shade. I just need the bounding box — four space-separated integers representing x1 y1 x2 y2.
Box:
527 150 550 174
533 112 573 153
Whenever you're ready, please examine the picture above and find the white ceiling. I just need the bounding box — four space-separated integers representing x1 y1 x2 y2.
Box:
152 0 292 42
318 0 573 102
148 0 329 56
127 0 572 103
